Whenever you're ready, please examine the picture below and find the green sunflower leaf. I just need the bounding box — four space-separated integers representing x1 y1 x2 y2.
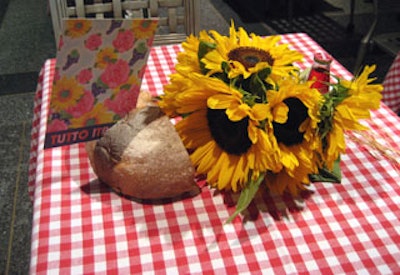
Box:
248 73 267 105
225 173 265 223
250 73 264 91
309 157 342 183
221 61 230 75
257 67 271 80
198 41 216 74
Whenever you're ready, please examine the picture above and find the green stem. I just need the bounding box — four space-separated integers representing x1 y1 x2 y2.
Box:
225 172 266 223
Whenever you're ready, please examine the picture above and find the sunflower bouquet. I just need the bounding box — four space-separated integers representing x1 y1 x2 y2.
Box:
157 22 383 222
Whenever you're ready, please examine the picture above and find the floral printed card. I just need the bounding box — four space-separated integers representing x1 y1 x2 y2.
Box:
45 18 158 148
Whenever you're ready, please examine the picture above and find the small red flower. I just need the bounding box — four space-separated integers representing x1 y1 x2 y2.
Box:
47 119 68 133
66 91 95 117
100 59 130 88
112 30 134 53
58 35 64 50
54 68 61 82
76 68 93 84
85 33 102 51
104 87 139 117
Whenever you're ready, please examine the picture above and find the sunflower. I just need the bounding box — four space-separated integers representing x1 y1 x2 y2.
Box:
320 65 383 168
173 32 214 76
65 19 92 38
159 25 320 195
132 19 158 39
161 72 281 192
158 22 384 222
95 47 118 69
201 22 303 84
339 65 383 113
263 77 323 194
51 76 85 111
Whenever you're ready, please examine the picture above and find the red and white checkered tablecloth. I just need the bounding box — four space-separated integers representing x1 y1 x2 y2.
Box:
28 33 400 274
382 51 400 115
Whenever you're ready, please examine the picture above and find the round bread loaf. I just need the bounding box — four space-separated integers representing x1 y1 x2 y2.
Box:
86 105 199 200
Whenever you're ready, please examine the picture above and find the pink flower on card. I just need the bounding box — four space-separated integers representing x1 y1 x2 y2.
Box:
76 68 93 84
104 87 139 117
112 30 134 53
85 33 102 51
100 59 130 88
66 90 95 117
53 68 61 82
58 35 64 51
47 119 68 133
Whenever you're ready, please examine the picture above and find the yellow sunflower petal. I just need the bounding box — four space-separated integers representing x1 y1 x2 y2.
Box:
251 104 269 121
226 103 251 121
272 102 289 124
216 152 236 190
191 141 216 173
207 93 237 109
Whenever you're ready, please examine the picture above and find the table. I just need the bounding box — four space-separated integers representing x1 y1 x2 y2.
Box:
29 33 400 274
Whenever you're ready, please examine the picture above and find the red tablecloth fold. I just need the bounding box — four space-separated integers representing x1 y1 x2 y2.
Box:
28 33 400 274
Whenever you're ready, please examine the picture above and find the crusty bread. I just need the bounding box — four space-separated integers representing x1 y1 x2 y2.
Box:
86 104 199 200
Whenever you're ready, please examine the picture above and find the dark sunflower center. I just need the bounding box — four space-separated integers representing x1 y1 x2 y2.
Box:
207 109 252 155
60 89 71 99
228 47 274 69
75 22 83 30
273 97 308 146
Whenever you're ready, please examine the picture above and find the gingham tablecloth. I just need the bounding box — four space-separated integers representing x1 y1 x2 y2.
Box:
28 33 400 274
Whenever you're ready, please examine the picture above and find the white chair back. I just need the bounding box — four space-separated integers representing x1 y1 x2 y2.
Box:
49 0 200 46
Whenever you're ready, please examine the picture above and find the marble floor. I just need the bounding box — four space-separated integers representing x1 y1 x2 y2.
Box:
0 0 398 273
